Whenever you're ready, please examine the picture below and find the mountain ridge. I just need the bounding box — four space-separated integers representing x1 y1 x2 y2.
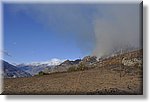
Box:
16 58 65 75
1 60 31 78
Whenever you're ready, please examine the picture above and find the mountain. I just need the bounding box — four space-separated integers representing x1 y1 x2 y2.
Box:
17 58 64 75
2 60 31 78
26 58 64 66
48 56 98 73
50 59 82 73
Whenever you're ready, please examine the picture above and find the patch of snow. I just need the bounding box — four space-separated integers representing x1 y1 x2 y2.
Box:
19 58 65 66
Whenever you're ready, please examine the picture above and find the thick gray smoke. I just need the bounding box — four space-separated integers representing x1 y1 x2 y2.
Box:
8 3 141 58
92 4 141 57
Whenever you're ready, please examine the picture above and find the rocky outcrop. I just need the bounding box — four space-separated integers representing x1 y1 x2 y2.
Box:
122 57 142 67
80 56 97 65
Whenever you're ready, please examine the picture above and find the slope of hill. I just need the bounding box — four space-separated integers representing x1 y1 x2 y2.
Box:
2 60 31 78
2 49 143 95
3 66 142 95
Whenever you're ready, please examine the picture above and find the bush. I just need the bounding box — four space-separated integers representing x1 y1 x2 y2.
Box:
67 63 88 72
77 63 86 71
68 66 77 72
37 71 49 76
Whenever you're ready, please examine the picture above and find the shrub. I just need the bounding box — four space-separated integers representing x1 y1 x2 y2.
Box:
67 63 88 72
68 66 77 72
37 71 49 76
77 63 86 71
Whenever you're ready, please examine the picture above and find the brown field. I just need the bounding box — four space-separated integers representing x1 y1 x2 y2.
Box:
2 65 142 95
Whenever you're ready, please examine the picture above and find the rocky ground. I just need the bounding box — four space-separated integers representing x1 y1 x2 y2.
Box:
2 65 142 95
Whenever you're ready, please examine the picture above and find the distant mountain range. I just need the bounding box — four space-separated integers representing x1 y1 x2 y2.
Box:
16 58 64 75
45 56 98 73
1 49 142 78
15 56 96 75
1 58 64 78
2 57 97 77
49 59 82 73
2 60 31 78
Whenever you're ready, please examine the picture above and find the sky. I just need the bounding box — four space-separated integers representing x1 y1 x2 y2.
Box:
3 3 141 64
3 4 97 64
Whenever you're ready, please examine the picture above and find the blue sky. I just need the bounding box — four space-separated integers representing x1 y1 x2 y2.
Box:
3 4 98 64
3 3 140 64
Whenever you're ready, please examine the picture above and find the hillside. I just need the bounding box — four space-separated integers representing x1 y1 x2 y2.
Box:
2 49 143 95
2 60 31 78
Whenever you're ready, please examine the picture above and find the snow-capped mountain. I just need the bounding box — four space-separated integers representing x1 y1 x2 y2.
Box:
17 58 65 75
28 58 64 66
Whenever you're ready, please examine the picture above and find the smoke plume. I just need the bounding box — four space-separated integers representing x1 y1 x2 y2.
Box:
92 4 141 57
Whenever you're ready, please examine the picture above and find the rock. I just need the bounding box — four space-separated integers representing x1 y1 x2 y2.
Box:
81 56 97 65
